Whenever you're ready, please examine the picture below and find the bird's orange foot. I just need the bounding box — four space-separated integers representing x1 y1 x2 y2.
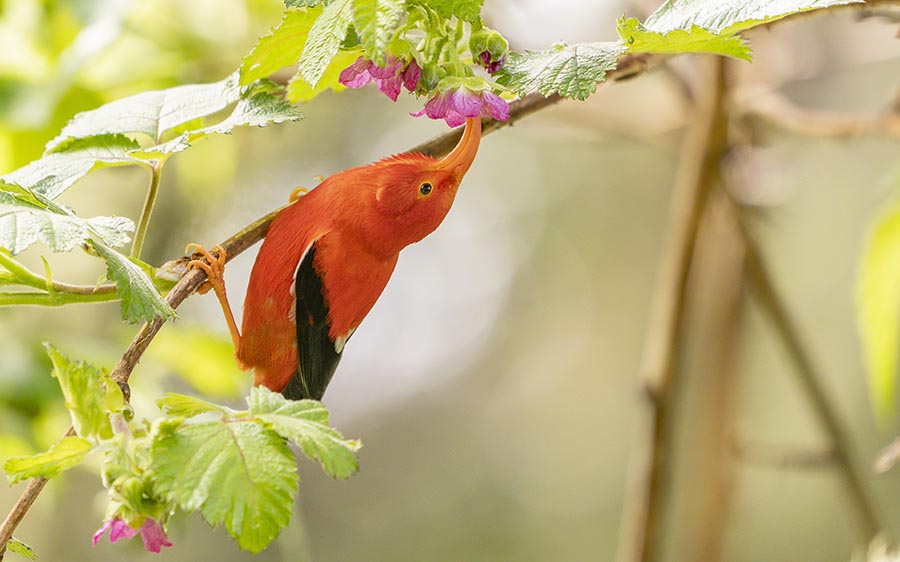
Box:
289 187 309 203
185 243 227 296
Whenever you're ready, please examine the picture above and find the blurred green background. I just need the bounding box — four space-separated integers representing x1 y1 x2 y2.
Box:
1 1 900 561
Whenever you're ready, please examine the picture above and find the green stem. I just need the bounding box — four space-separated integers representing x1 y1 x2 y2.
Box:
0 251 116 295
0 291 118 307
131 161 163 260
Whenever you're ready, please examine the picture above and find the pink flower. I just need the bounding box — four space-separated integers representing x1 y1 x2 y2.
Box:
339 56 421 102
412 87 510 127
93 516 173 554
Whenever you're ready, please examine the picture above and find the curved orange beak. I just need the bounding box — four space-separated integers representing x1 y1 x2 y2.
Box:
435 117 482 178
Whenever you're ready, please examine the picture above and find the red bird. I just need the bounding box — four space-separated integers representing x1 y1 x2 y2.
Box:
188 117 481 400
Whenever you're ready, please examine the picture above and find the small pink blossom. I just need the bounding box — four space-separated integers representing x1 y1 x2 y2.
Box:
93 516 172 554
339 56 421 102
412 87 510 127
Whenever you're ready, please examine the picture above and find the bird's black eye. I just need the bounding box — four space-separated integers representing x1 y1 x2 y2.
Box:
419 182 433 195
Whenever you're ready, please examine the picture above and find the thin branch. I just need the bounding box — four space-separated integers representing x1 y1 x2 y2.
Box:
131 161 163 260
616 55 729 562
740 89 900 139
0 251 116 301
739 209 886 539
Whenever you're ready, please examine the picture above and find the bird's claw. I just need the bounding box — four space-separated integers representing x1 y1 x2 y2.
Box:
185 243 227 296
289 187 309 203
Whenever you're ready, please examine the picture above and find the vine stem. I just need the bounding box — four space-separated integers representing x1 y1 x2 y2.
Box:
615 55 729 562
0 55 653 557
131 161 163 260
0 251 116 305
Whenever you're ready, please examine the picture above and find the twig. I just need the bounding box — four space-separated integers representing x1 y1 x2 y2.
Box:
732 437 837 470
740 89 900 139
0 56 655 556
739 210 886 539
616 55 729 562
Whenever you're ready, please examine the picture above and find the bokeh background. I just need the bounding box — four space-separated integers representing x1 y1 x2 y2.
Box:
1 1 900 561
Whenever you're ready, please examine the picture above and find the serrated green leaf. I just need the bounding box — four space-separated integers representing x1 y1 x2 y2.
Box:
496 42 627 100
157 393 230 418
298 0 354 88
3 436 93 485
152 420 298 553
287 49 362 102
418 0 482 22
352 0 405 66
46 73 242 149
285 0 327 6
241 8 324 85
92 241 175 324
7 537 37 561
248 386 360 479
617 17 751 60
45 345 113 440
2 134 147 200
0 182 133 255
644 0 864 35
858 198 900 419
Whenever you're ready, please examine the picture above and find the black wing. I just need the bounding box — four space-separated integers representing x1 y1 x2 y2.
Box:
282 241 344 400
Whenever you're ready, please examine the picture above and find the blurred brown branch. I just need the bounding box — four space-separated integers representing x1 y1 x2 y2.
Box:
740 89 900 139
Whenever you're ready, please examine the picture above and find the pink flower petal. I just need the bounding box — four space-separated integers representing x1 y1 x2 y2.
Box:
368 56 402 79
140 518 173 553
480 90 509 121
375 75 403 102
338 57 374 88
92 521 112 546
109 518 139 543
447 89 482 118
402 59 421 92
443 110 466 127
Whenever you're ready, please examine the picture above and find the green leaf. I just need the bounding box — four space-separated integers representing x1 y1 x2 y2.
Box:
3 436 93 485
418 0 482 22
46 73 242 149
643 0 864 35
241 8 324 85
496 42 627 100
248 386 360 479
157 393 229 418
0 182 133 255
858 198 900 419
152 420 298 553
285 0 327 6
92 241 175 324
45 344 113 440
287 49 362 102
352 0 406 65
617 17 751 60
2 134 146 200
7 537 38 561
298 0 354 89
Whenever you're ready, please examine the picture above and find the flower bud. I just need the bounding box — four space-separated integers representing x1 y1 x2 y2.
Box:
470 29 508 74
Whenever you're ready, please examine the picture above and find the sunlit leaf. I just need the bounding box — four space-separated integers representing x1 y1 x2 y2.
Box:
496 42 626 100
352 0 406 65
46 73 242 149
643 0 864 35
152 419 297 553
3 436 93 485
7 537 37 561
417 0 483 22
92 241 175 324
157 393 230 418
617 17 751 60
46 344 114 440
248 386 360 479
241 8 324 85
287 49 362 102
298 0 354 88
858 198 900 419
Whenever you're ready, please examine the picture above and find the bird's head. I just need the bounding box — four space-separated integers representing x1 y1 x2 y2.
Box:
355 117 482 255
